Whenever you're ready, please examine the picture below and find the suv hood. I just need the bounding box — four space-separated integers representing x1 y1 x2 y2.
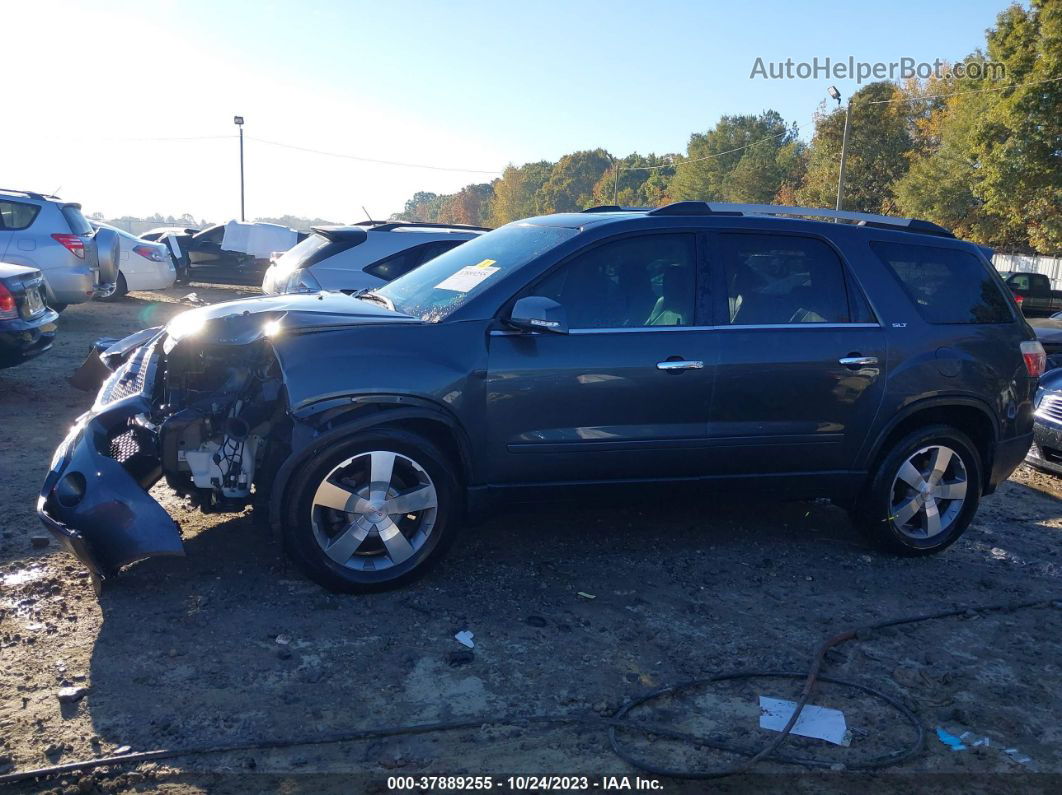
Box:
167 291 418 344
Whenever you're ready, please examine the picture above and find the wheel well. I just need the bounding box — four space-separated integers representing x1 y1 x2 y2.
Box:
372 416 469 485
870 404 995 482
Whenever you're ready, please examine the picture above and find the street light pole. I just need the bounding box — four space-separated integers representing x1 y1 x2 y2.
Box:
836 100 850 212
234 115 245 221
827 87 850 212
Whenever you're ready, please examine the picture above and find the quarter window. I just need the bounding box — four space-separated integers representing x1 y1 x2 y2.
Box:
721 234 851 325
871 241 1012 324
531 234 697 329
0 201 40 231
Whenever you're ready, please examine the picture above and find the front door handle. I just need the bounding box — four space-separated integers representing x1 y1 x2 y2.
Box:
657 360 703 371
839 356 879 368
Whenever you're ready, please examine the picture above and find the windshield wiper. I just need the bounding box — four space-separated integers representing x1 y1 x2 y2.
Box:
354 290 395 312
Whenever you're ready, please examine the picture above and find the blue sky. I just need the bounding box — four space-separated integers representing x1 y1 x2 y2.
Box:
4 0 1014 221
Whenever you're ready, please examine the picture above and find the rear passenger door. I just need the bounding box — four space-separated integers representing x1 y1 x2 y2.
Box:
706 231 886 474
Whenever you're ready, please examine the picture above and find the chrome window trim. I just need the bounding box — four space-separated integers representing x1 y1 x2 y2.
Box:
490 322 882 336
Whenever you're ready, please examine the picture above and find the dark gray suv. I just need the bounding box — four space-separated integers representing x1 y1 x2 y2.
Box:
39 203 1042 592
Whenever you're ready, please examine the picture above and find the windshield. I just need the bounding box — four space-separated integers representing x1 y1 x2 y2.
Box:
375 223 577 321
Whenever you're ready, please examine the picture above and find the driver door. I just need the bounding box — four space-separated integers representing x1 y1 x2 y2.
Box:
485 232 717 485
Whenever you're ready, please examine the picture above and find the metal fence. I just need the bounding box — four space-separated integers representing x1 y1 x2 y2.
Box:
993 253 1062 289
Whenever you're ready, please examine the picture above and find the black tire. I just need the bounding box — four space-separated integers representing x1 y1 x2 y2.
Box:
98 273 128 302
281 428 461 593
854 424 982 555
49 303 67 313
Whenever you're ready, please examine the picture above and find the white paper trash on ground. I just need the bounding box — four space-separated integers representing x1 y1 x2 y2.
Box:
759 696 851 746
455 630 475 648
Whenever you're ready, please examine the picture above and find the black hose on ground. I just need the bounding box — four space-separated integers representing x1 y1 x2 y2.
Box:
0 598 1055 786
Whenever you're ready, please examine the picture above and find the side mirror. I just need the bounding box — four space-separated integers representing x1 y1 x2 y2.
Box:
507 296 568 334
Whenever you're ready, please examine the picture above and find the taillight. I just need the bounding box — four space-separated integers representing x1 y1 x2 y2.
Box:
1021 340 1046 377
51 233 85 259
1013 292 1024 305
133 244 163 262
0 283 16 319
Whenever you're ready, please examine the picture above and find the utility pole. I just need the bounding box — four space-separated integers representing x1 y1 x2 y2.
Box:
827 87 850 212
234 115 245 221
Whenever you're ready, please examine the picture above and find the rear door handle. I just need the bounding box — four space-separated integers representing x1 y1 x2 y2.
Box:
839 356 878 368
657 360 703 371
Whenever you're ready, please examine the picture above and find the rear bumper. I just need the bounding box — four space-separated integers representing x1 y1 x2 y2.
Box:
989 432 1034 490
0 310 58 368
44 265 98 305
38 383 183 578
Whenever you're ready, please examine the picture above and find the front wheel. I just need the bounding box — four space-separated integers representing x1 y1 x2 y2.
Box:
281 428 461 592
854 424 982 555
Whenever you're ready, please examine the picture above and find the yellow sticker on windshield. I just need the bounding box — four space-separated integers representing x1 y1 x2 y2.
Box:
474 259 497 269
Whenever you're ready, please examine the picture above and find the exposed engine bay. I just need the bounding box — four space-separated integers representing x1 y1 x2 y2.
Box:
157 337 286 511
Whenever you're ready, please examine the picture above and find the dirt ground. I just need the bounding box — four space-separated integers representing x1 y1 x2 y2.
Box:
1 286 1060 793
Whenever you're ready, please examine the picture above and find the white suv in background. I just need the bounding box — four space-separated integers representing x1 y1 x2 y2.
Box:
262 221 487 294
0 189 118 310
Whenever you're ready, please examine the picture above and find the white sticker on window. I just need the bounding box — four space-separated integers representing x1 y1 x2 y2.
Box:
436 265 499 292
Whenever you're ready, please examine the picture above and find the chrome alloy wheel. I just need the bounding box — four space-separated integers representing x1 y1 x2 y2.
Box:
889 444 968 540
310 451 438 571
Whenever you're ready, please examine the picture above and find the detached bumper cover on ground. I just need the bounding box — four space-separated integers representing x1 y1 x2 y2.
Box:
38 349 184 577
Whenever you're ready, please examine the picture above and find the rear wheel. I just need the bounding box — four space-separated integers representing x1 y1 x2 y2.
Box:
855 424 981 555
281 428 461 592
98 273 128 302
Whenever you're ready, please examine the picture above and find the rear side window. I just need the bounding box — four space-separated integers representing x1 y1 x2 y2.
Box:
60 205 93 235
0 200 41 230
720 234 853 325
871 242 1012 324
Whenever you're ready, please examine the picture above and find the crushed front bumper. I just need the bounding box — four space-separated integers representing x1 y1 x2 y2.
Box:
38 341 183 578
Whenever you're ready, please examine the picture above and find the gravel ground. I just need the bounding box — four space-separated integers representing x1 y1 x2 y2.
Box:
0 286 1060 793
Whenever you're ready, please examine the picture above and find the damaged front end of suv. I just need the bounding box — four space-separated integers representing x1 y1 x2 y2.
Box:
38 294 419 583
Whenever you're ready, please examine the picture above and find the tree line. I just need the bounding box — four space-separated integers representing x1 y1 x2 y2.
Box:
394 1 1059 255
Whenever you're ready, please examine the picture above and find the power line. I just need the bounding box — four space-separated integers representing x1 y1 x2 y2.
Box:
247 136 503 175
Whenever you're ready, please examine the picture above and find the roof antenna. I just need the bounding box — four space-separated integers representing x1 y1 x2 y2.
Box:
361 206 377 226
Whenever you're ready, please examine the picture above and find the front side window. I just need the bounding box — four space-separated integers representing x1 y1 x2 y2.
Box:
530 234 696 329
871 241 1012 324
0 200 40 231
722 234 851 325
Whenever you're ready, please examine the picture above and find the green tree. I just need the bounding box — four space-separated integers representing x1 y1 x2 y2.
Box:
669 111 799 203
974 0 1061 254
489 160 553 225
591 153 677 208
535 149 613 212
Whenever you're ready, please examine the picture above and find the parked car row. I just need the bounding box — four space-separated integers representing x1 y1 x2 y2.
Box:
39 202 1047 594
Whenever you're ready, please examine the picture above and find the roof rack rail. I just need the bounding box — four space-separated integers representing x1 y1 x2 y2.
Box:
581 205 649 213
0 188 58 201
356 220 492 233
646 201 954 238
